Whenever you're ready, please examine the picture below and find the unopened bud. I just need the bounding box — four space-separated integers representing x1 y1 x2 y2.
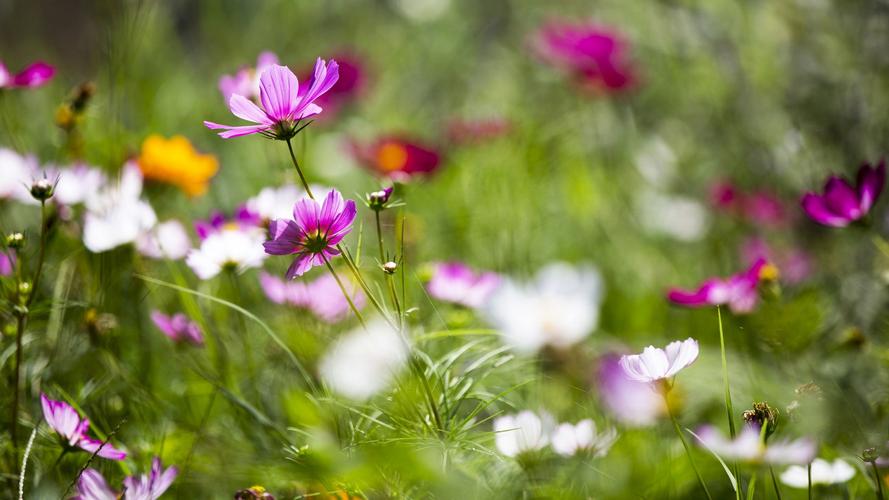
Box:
367 186 393 211
6 232 24 249
863 448 879 463
30 178 54 201
18 281 31 297
382 261 398 274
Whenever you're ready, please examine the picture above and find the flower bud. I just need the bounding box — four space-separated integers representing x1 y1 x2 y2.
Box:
742 401 779 439
234 485 275 499
366 186 393 211
18 281 31 298
382 261 398 274
863 447 879 463
30 177 54 201
6 232 24 249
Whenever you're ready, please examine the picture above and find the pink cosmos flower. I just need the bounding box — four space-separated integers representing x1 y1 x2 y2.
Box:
150 310 204 346
694 425 816 465
219 51 280 103
533 21 635 92
801 160 886 227
741 238 812 285
619 338 699 383
350 136 441 181
204 58 339 140
0 250 14 276
667 258 768 314
260 271 365 322
263 189 356 278
194 206 261 240
426 262 501 309
75 457 177 500
41 393 127 460
0 60 55 89
596 354 666 426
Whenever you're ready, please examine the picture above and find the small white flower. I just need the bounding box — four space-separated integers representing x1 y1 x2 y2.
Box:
484 262 604 353
493 410 554 457
246 183 330 221
0 148 38 203
52 163 107 206
780 459 855 488
318 320 409 400
551 419 618 457
619 338 699 383
695 425 816 465
137 220 191 260
185 226 266 280
82 163 157 253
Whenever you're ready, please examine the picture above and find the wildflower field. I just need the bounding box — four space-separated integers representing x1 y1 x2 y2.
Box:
3 0 889 498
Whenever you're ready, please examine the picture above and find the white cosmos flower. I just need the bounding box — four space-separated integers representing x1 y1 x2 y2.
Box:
137 220 191 260
493 410 554 457
619 338 699 383
484 262 604 353
83 163 157 253
551 419 618 457
0 148 38 203
318 320 409 400
780 458 855 488
51 163 107 206
694 425 816 465
185 226 266 280
245 183 331 221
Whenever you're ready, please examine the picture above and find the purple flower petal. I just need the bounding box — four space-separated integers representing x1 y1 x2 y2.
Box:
801 193 850 227
823 177 862 220
858 160 886 213
259 64 299 121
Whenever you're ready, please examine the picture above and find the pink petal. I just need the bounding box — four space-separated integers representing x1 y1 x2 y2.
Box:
259 64 299 120
12 61 55 87
228 94 272 124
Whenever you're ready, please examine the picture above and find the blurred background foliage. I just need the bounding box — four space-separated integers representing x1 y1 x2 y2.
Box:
2 0 889 498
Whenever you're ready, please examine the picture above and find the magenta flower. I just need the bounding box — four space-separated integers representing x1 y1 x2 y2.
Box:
0 60 55 89
263 189 356 278
0 250 14 276
204 58 339 140
801 160 886 227
299 52 365 121
741 238 812 285
350 136 442 181
75 457 177 500
426 262 501 309
533 22 635 92
667 258 769 314
150 310 204 346
41 394 127 460
260 271 365 322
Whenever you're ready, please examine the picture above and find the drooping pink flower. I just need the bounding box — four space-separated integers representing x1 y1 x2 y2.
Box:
694 425 816 465
123 457 179 499
667 258 769 314
350 136 441 181
801 160 886 227
150 310 204 346
260 268 365 322
40 394 127 460
219 51 280 103
596 354 666 426
263 189 357 278
204 59 339 140
533 21 635 93
0 60 55 89
426 262 501 309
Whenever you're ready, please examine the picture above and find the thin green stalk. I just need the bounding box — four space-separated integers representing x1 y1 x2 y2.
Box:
808 462 812 500
374 210 402 323
717 306 742 500
667 401 713 500
769 466 783 500
873 462 885 500
322 255 366 328
226 271 255 381
285 138 315 200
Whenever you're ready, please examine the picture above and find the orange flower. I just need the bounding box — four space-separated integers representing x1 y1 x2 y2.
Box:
137 134 218 196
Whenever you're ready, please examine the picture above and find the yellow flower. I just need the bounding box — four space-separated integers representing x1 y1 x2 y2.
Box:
137 134 218 196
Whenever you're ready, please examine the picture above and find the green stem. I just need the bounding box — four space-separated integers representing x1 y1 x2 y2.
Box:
808 462 812 500
322 255 366 328
769 466 783 500
667 399 713 500
226 271 255 382
873 462 885 500
717 306 742 500
286 138 314 200
374 210 403 323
